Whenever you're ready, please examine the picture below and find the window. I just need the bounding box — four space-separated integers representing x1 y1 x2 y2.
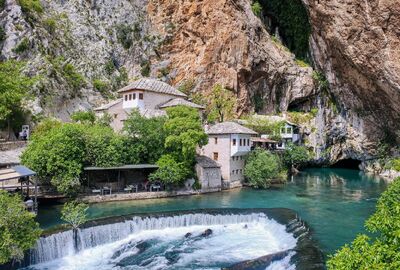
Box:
214 137 218 144
247 139 250 146
133 93 136 100
233 139 236 146
231 170 234 175
213 152 219 161
236 170 239 174
232 157 235 161
139 93 144 100
239 139 242 146
129 94 132 100
124 95 128 101
281 128 286 134
287 127 292 134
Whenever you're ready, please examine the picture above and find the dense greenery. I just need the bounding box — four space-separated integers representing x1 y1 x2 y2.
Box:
207 84 236 123
123 109 167 164
244 149 286 188
150 106 207 185
259 0 311 59
243 116 285 141
328 178 400 269
93 79 111 98
71 110 96 124
0 60 36 138
0 190 41 264
18 0 43 14
61 200 88 229
282 143 310 170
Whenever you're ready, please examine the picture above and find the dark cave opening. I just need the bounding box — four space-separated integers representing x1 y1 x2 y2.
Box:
258 0 311 61
330 159 362 170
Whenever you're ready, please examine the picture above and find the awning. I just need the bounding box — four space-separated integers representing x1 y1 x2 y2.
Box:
84 164 159 171
0 165 37 182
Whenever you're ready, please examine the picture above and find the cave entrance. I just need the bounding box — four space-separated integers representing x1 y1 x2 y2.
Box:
331 159 362 170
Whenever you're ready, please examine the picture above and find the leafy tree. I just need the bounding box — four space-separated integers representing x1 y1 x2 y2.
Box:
123 109 167 164
207 84 236 123
164 106 208 163
149 154 190 186
0 60 36 139
327 177 400 270
21 123 86 195
96 112 112 127
0 190 41 264
244 149 285 189
71 110 96 124
282 143 310 170
61 200 88 229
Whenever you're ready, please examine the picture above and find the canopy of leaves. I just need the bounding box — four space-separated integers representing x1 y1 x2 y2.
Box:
207 84 236 123
282 143 310 169
0 60 35 131
243 116 285 140
244 149 285 189
0 190 41 264
123 109 167 164
61 200 88 229
164 106 208 163
149 155 190 186
71 110 96 124
327 177 400 270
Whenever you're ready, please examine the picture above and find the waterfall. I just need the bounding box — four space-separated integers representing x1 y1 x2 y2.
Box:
29 213 270 265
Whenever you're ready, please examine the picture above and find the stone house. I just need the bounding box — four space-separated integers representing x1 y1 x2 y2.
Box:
195 155 222 192
200 122 257 189
94 79 204 131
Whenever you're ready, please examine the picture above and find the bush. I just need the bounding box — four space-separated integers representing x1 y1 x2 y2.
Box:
0 26 5 42
244 149 285 188
61 200 88 229
43 18 56 34
149 154 190 186
287 111 314 125
63 63 85 91
140 60 151 77
93 79 110 97
14 38 30 54
0 191 42 264
251 1 263 17
18 0 43 13
327 178 400 269
116 24 133 49
71 110 96 124
282 143 310 169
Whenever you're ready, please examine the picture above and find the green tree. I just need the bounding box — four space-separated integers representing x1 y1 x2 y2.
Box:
208 84 236 123
282 143 310 170
327 177 400 270
149 154 190 186
164 106 208 163
0 60 36 139
244 149 285 189
251 1 263 17
71 110 96 124
21 123 86 195
61 200 88 229
123 109 167 164
0 190 41 264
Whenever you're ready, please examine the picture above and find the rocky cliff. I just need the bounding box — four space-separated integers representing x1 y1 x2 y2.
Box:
0 0 399 162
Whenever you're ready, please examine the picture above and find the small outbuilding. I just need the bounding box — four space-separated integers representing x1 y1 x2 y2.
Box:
195 155 222 192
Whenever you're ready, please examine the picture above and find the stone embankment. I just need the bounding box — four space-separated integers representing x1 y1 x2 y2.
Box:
0 141 26 166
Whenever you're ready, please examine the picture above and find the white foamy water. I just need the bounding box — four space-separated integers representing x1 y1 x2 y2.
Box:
25 213 297 270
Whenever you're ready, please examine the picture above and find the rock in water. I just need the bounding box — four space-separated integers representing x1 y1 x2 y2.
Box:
201 229 213 237
223 250 291 270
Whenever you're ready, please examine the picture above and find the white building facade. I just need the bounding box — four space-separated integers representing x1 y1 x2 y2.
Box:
200 122 257 189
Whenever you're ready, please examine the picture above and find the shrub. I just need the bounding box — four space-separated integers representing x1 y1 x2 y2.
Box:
0 26 5 42
13 38 30 54
140 60 151 77
18 0 43 13
287 111 314 125
149 154 190 186
282 143 310 169
178 79 196 95
116 24 133 49
0 190 42 264
312 71 329 91
104 59 116 75
63 63 85 91
251 1 263 17
43 18 56 34
61 200 88 229
244 149 285 188
71 110 96 124
327 178 400 269
93 79 110 97
295 59 310 67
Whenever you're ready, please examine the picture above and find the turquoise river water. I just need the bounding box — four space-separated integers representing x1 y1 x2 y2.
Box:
36 168 388 256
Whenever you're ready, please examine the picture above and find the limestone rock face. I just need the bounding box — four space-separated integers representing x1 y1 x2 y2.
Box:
148 0 316 116
304 0 400 144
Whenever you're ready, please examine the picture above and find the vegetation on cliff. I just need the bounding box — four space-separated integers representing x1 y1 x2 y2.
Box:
328 178 400 269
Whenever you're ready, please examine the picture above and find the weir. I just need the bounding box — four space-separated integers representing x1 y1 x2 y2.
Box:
7 209 325 270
